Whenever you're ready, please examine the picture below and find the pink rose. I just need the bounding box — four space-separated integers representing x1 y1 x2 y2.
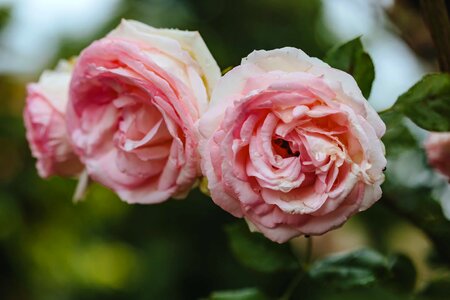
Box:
24 60 83 178
199 48 386 242
425 132 450 181
67 20 220 204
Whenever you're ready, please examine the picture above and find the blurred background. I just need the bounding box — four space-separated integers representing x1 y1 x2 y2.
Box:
0 0 448 299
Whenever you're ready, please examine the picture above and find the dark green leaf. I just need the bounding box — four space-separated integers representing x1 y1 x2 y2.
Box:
324 37 375 98
309 249 389 289
387 253 416 292
225 221 299 273
209 288 269 300
394 73 450 131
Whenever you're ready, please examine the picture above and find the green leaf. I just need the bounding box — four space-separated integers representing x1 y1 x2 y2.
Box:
309 249 389 289
394 73 450 131
387 253 416 292
225 221 300 273
209 288 269 300
324 37 375 98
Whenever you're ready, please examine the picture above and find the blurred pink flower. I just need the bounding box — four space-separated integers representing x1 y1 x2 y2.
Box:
24 60 83 178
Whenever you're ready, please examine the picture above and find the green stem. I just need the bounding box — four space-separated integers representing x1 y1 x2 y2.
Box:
378 106 396 117
279 236 313 300
279 272 304 300
304 235 313 269
420 0 450 72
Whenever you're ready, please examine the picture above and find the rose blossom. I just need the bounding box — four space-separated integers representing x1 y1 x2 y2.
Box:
24 60 83 178
199 48 386 242
425 132 450 181
67 20 220 204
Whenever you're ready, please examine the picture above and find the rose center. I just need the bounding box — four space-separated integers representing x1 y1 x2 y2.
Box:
272 138 300 158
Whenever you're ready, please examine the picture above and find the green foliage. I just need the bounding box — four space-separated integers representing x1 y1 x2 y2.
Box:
324 37 375 98
209 288 269 300
224 224 419 298
309 249 389 289
394 73 450 131
225 222 300 273
307 249 417 293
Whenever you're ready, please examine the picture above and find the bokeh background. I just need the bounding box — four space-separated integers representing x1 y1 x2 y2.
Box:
0 0 448 299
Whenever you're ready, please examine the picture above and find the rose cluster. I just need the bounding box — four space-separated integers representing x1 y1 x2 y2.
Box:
24 20 387 242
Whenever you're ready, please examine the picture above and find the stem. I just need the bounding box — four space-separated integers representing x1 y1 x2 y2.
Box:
378 106 396 118
279 272 304 300
304 235 313 268
279 236 313 300
420 0 450 72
